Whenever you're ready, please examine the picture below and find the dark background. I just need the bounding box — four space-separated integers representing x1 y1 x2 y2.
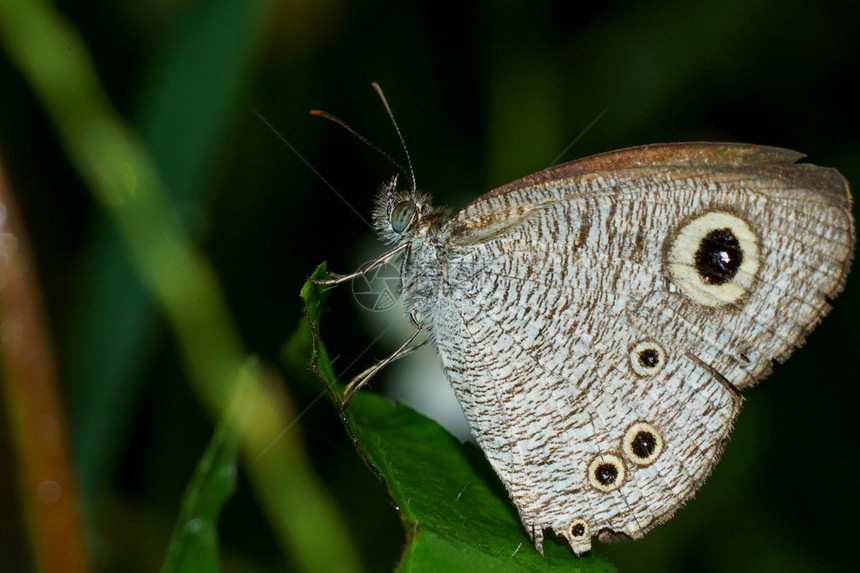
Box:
1 1 858 571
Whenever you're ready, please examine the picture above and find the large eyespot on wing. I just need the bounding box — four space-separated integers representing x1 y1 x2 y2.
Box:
666 211 760 307
647 163 853 388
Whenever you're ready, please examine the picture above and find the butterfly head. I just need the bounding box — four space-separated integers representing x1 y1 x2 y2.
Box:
372 176 448 244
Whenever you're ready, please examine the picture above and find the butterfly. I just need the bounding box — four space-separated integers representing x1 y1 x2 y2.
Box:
314 85 854 555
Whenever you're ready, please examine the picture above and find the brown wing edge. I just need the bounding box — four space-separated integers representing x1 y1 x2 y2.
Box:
480 142 805 200
451 143 852 270
822 166 854 297
771 163 855 364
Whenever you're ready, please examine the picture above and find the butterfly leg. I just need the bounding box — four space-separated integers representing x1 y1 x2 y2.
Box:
310 242 409 285
341 311 424 409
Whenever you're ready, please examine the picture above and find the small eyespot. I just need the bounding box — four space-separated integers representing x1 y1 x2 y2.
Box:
390 201 417 233
568 519 589 541
622 422 664 465
629 341 666 376
665 210 760 307
588 454 626 492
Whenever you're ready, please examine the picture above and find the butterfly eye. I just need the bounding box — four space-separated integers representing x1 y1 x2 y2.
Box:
390 201 417 233
666 210 760 307
622 422 664 465
629 341 666 376
587 454 626 492
567 519 589 541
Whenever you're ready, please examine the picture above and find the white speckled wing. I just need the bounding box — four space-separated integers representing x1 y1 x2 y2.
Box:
411 143 853 554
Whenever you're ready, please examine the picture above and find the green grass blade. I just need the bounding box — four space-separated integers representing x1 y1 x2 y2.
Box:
0 4 365 571
161 409 241 573
66 0 269 502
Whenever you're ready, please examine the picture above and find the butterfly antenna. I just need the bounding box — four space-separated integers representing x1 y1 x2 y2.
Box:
309 109 409 179
371 82 417 192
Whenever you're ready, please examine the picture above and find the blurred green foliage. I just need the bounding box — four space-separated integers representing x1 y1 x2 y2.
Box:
1 0 858 572
161 403 241 573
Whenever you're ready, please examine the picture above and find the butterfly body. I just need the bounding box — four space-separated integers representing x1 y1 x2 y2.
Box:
361 142 853 555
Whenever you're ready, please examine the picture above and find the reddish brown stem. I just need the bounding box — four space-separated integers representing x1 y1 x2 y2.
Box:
0 156 90 573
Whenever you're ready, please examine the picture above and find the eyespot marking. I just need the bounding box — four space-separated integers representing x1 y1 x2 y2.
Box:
568 519 589 541
622 422 664 466
666 211 760 307
629 341 666 376
588 454 626 492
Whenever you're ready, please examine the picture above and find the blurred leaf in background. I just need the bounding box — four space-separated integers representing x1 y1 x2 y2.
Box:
1 0 858 572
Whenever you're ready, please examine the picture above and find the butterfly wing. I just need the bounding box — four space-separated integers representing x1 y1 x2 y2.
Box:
422 143 853 554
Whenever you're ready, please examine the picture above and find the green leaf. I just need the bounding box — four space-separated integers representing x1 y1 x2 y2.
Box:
160 411 240 573
300 264 616 572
